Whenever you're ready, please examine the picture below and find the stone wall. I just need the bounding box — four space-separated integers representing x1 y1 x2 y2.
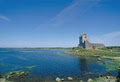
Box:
84 41 105 49
90 43 105 49
84 41 93 49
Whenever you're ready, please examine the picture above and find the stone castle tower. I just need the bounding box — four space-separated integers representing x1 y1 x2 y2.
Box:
79 33 105 49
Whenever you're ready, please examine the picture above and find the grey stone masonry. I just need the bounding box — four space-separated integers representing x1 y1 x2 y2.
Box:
78 33 105 49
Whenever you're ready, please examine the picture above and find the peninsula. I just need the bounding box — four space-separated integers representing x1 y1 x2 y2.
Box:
65 33 120 58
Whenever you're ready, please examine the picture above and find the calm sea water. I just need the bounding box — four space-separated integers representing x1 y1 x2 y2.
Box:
0 48 116 78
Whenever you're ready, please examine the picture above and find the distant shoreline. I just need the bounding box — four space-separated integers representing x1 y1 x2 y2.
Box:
23 47 72 49
1 46 120 49
0 47 72 49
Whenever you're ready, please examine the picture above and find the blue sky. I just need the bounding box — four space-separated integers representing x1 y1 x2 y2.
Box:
0 0 120 47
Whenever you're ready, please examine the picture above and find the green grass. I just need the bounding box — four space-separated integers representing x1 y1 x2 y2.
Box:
64 46 120 57
99 47 120 52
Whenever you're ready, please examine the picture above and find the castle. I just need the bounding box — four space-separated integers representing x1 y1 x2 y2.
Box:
78 33 105 49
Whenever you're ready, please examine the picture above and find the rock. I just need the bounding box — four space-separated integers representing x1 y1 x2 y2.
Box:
20 71 25 74
110 50 112 52
76 50 79 52
67 77 73 81
5 71 29 81
98 74 103 77
0 78 11 82
80 80 83 82
6 75 10 79
110 76 114 79
87 78 93 82
106 76 112 79
0 78 6 82
56 77 61 82
98 58 102 61
61 78 64 81
9 72 13 75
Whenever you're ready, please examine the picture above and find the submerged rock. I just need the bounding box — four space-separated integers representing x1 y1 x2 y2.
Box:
87 78 93 82
0 78 12 82
0 78 6 82
98 58 102 61
5 71 29 81
61 78 64 81
80 80 83 82
56 77 62 82
67 77 73 81
106 76 114 79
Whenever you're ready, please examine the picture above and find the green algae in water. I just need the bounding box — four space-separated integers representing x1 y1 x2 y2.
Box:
93 77 116 82
9 65 37 71
105 60 120 71
25 65 37 69
0 63 5 66
98 59 120 71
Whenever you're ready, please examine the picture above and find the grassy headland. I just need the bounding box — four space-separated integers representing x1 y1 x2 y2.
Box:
65 46 120 71
64 46 120 58
63 46 120 82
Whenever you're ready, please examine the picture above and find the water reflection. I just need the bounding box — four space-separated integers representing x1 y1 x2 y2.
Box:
78 57 111 78
80 58 88 76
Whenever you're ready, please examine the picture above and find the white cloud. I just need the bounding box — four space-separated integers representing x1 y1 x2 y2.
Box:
90 31 120 46
36 0 101 29
51 0 101 23
51 0 80 22
0 15 10 22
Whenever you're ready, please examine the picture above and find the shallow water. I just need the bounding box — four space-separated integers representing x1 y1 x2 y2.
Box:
0 48 116 78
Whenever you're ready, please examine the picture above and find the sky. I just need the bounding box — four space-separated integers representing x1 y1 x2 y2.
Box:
0 0 120 47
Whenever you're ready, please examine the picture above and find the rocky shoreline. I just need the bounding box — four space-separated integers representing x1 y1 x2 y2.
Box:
0 69 120 82
0 71 29 82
